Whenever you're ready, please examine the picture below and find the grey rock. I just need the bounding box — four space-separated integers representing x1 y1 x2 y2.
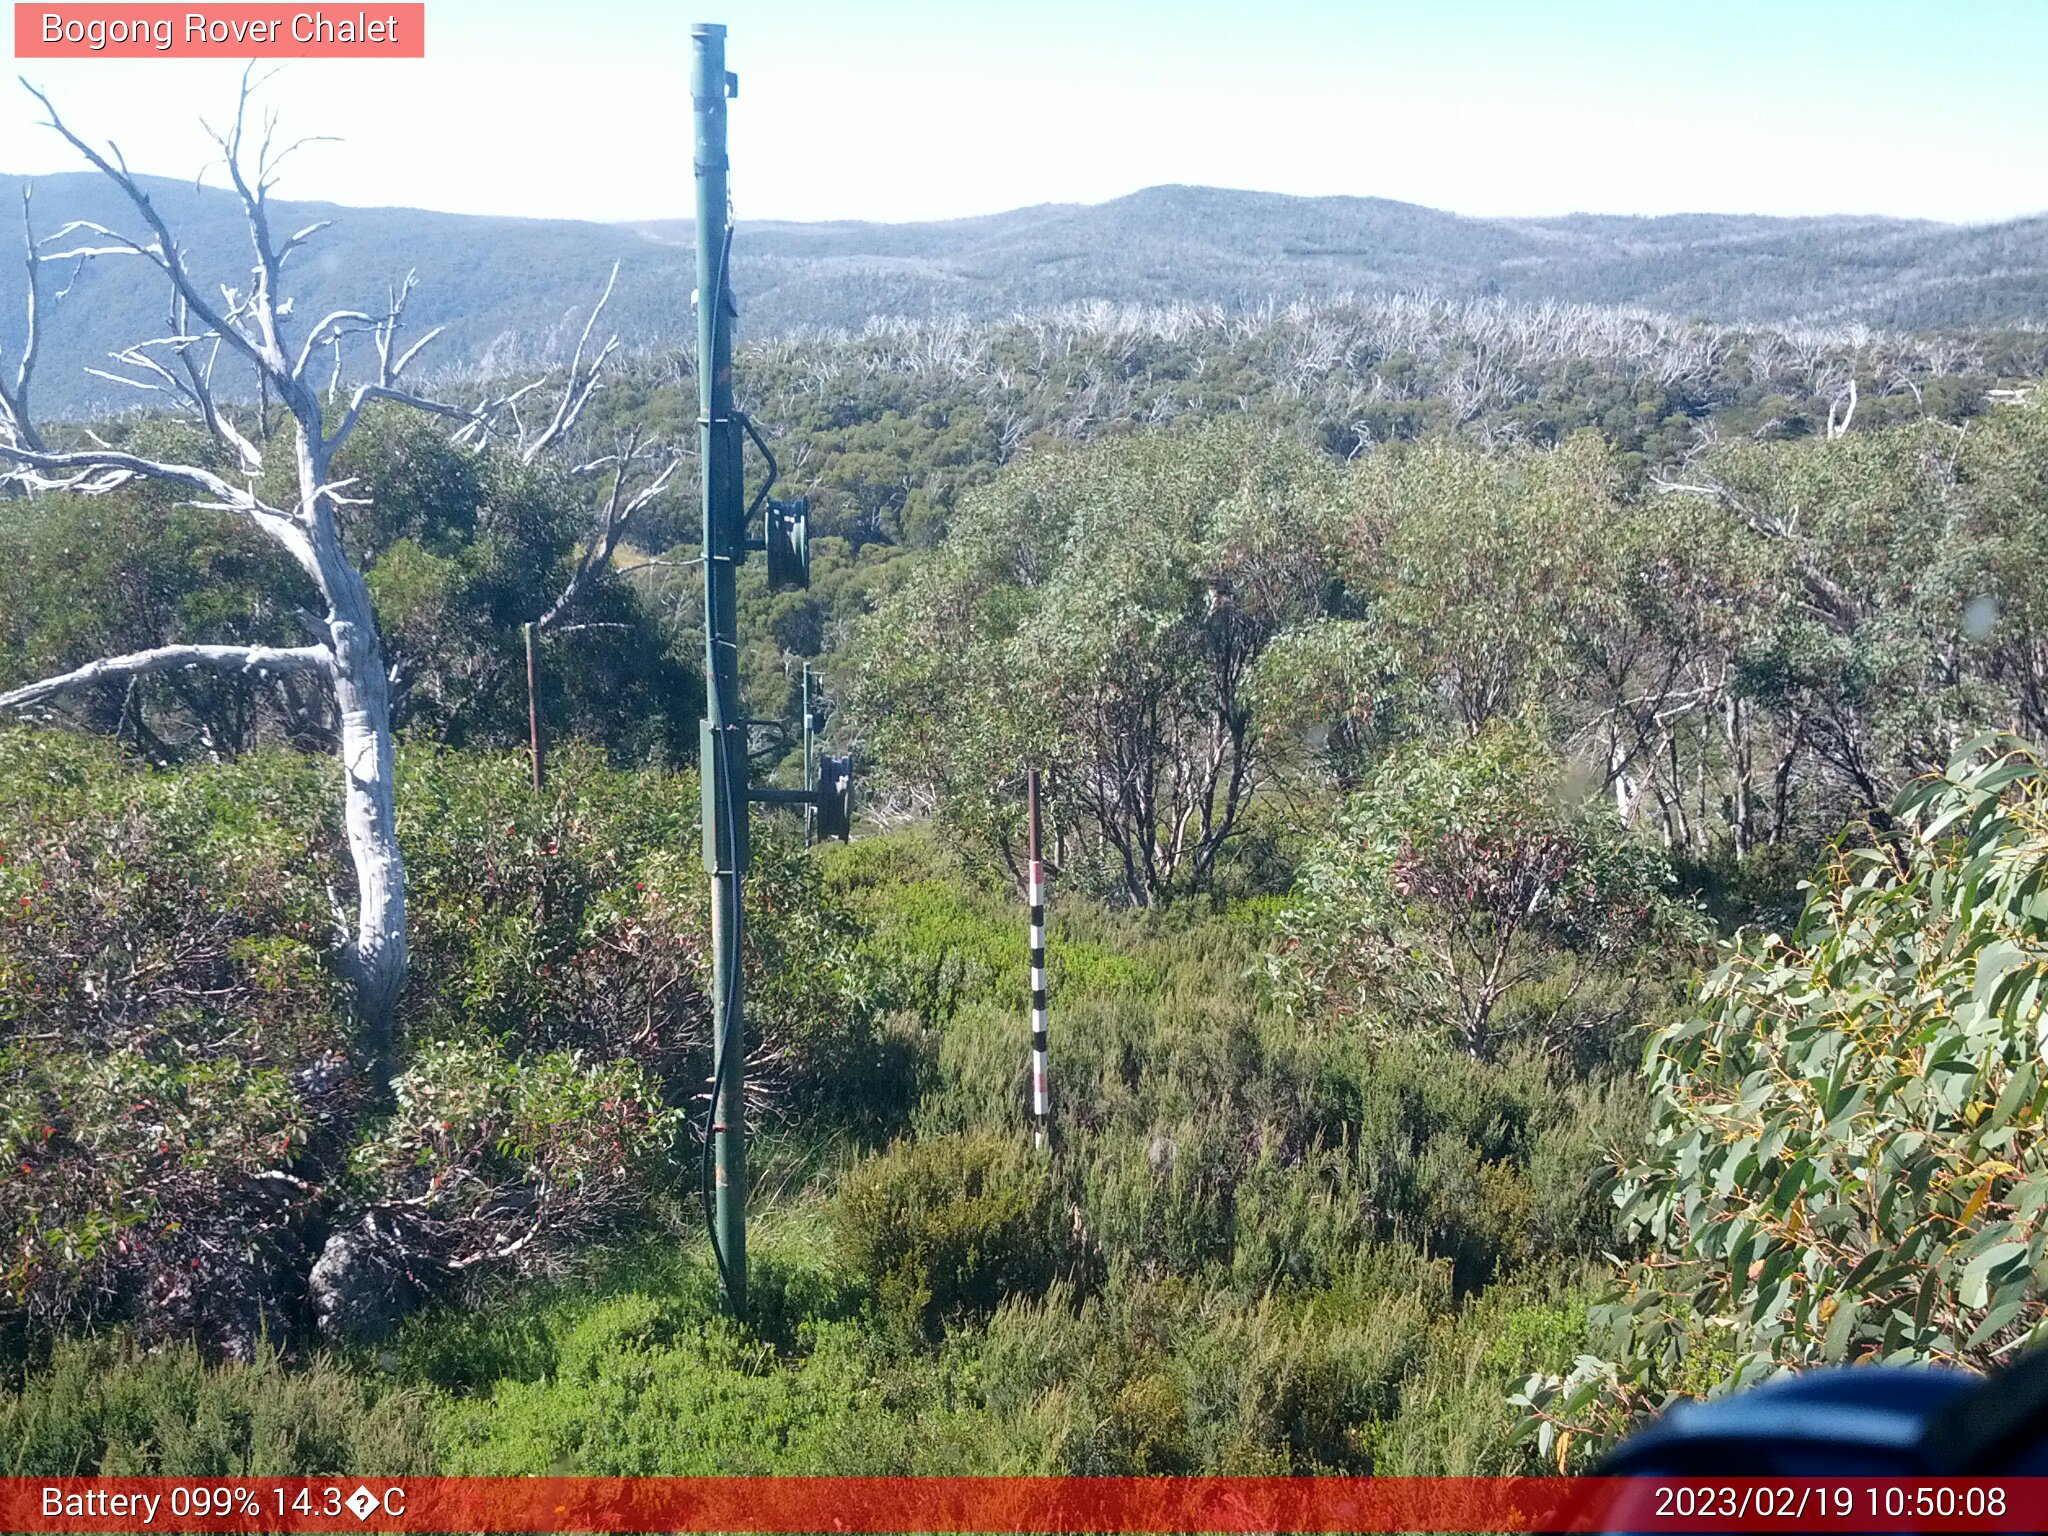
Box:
308 1217 418 1344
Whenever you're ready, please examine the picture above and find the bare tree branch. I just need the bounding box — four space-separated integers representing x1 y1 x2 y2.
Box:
20 77 280 380
0 642 331 711
0 187 47 453
534 431 681 634
292 306 376 382
518 261 621 464
0 437 266 503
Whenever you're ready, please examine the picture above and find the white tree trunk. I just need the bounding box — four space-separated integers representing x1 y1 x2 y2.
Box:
327 574 407 1047
297 432 408 1053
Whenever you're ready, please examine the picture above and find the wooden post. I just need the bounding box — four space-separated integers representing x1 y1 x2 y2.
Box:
525 621 545 792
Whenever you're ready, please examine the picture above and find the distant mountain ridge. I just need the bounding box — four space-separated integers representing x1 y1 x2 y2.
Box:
2 174 2043 414
641 184 2048 335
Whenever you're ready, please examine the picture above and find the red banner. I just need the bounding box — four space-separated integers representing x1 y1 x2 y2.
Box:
14 5 424 58
0 1476 2045 1533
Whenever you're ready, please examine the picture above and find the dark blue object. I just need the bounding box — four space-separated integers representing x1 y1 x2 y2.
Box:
1595 1366 1989 1534
1602 1366 1979 1478
1588 1351 2048 1534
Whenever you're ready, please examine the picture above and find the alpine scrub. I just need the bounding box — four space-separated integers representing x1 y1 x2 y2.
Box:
1515 737 2048 1461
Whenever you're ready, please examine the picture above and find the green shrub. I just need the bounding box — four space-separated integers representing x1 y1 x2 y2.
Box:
1070 1118 1239 1284
399 744 895 1124
975 1261 1445 1474
346 1038 680 1279
1192 1288 1426 1471
0 1337 435 1476
0 731 888 1354
822 831 1164 1029
1268 721 1697 1059
1268 1037 1634 1294
1228 1140 1381 1295
1367 1273 1597 1475
833 1133 1062 1342
437 1304 1010 1475
0 730 349 1351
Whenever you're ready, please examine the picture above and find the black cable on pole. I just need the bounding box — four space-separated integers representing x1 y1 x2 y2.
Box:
700 724 744 1302
698 212 743 1304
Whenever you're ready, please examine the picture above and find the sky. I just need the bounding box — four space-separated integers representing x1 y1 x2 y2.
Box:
0 0 2040 227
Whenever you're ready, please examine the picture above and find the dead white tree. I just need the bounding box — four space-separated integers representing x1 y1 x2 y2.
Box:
458 262 688 786
1827 376 1859 439
519 424 682 787
536 431 683 634
0 76 502 1068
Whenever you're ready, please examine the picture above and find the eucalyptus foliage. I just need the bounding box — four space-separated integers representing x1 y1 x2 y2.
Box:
850 423 1347 904
1514 736 2048 1462
1268 725 1690 1059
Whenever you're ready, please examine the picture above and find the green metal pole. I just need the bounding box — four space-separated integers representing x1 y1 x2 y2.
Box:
693 20 746 1319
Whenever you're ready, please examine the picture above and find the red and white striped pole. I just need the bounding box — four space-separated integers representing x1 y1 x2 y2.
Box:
1027 768 1050 1149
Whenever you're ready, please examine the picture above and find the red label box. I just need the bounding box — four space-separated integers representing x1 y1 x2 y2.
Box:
15 4 425 57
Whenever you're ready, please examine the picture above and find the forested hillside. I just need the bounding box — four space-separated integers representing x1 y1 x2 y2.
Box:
5 171 2046 414
666 187 2048 336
